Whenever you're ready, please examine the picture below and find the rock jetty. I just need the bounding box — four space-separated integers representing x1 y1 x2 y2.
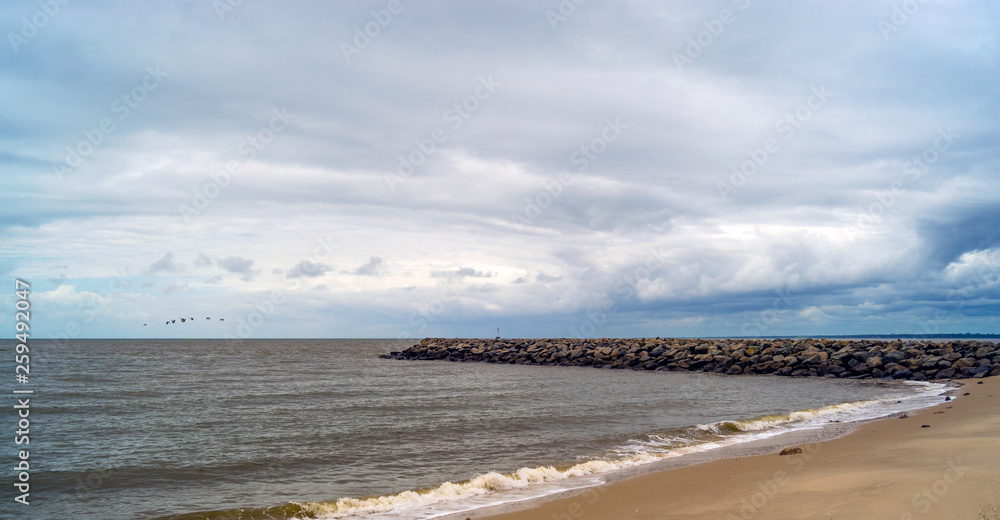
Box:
382 338 1000 380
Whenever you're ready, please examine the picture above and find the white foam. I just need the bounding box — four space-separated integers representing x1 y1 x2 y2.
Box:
300 380 950 520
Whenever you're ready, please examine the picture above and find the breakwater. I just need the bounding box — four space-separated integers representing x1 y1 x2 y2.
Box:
382 338 1000 380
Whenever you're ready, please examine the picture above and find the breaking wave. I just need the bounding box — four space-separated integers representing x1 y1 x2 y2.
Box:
159 381 949 520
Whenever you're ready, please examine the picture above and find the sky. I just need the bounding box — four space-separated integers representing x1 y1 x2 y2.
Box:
2 0 999 340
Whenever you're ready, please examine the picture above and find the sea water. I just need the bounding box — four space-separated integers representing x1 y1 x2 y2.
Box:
0 339 947 520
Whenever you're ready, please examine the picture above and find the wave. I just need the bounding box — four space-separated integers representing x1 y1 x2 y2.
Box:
701 400 868 434
297 465 600 518
157 381 949 520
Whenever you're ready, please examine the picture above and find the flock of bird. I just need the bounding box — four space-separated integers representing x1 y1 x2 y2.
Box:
143 317 224 326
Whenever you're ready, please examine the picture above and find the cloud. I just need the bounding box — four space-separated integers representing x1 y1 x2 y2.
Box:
430 267 494 278
49 274 68 285
33 285 106 306
194 252 213 267
354 256 388 277
163 282 188 295
217 256 258 282
4 1 1000 338
146 252 181 275
536 272 561 283
287 259 333 279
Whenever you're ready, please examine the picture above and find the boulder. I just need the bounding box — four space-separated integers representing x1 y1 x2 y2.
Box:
935 367 956 379
891 367 913 379
884 351 907 364
975 346 996 359
970 366 990 378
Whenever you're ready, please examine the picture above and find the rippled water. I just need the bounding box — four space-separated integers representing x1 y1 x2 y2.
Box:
0 339 941 520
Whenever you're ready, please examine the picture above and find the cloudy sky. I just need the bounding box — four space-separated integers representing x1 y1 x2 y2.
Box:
2 0 999 340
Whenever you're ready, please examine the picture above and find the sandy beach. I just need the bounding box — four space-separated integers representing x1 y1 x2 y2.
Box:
479 376 1000 520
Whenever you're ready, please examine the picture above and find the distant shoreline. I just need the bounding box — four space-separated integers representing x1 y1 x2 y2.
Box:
737 333 1000 339
9 333 1000 341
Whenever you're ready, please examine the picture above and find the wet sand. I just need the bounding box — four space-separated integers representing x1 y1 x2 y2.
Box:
477 376 1000 520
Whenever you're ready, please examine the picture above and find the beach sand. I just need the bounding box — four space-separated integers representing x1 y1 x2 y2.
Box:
479 376 1000 520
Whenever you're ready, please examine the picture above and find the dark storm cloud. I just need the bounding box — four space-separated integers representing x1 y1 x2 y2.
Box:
917 203 1000 268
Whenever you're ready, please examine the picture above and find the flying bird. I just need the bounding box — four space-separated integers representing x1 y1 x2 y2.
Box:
171 320 176 324
181 318 186 323
206 317 210 320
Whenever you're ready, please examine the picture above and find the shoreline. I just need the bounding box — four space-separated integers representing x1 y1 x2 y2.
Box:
461 376 1000 520
290 377 948 520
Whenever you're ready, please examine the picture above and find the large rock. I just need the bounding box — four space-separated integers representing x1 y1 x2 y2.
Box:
975 346 996 358
942 352 962 362
884 351 907 364
935 367 956 379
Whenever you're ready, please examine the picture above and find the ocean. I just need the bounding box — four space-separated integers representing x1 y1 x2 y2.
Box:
2 338 949 520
